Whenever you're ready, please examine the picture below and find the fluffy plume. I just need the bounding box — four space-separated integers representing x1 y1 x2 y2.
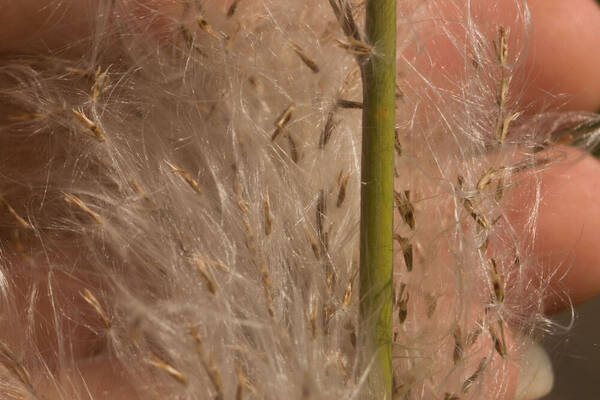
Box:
0 0 598 399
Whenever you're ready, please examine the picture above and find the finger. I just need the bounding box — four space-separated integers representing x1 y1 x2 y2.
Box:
524 0 600 112
398 0 600 313
399 0 600 112
507 147 600 312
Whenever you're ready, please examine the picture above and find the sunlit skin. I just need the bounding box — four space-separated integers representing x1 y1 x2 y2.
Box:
1 0 600 398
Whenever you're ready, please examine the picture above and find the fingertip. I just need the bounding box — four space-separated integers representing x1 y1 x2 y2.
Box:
514 341 554 400
524 0 600 112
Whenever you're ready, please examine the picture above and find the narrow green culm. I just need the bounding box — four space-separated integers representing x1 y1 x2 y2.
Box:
359 0 396 398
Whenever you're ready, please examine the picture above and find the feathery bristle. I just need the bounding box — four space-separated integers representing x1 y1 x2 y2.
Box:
0 1 598 399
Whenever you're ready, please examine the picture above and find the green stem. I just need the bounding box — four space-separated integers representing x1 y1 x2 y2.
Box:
359 0 396 398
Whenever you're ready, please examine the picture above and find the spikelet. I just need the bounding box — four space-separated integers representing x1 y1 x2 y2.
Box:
0 1 598 399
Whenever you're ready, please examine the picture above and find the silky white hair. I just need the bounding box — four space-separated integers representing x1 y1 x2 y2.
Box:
0 0 598 399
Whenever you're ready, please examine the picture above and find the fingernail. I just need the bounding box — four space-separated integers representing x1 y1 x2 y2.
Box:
514 342 554 400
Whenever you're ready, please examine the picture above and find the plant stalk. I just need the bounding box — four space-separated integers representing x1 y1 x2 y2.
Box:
359 0 396 398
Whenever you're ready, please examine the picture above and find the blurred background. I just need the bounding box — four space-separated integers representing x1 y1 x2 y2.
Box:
543 295 600 399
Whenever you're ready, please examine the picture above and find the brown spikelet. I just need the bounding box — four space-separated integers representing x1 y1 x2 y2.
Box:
495 169 507 201
259 256 275 317
394 190 415 230
235 364 246 400
394 129 402 156
234 179 249 216
292 43 320 73
336 171 350 208
71 108 105 142
80 288 111 329
197 16 220 39
465 323 482 347
337 357 349 382
195 257 218 295
305 226 321 260
10 230 33 264
462 198 489 231
262 194 273 236
444 393 460 400
489 321 507 357
129 178 155 207
234 177 274 317
462 357 488 393
0 197 32 229
488 258 504 304
316 189 327 253
476 167 496 192
179 24 193 44
512 156 551 174
342 279 353 307
453 325 463 364
394 234 413 272
191 327 224 400
491 25 514 144
327 0 362 41
425 293 437 318
166 161 202 194
271 104 295 141
7 112 44 121
395 83 404 99
148 355 188 385
336 98 362 109
320 109 337 148
0 341 36 395
335 38 372 56
325 260 336 293
499 112 520 143
226 0 240 18
498 77 511 108
309 299 319 339
494 25 508 65
91 65 111 101
479 237 490 252
64 194 103 224
396 283 409 323
322 304 337 334
287 133 300 163
179 25 206 56
494 77 511 142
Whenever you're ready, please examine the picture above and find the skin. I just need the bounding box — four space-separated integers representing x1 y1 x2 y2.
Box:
1 0 600 398
398 0 600 307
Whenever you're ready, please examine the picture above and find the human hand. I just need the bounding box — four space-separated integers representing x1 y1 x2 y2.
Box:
1 1 600 399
